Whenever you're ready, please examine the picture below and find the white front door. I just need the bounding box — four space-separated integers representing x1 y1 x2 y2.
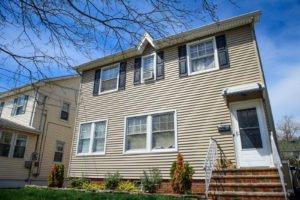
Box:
230 99 273 168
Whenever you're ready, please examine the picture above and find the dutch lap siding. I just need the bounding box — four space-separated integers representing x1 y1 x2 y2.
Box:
69 24 265 180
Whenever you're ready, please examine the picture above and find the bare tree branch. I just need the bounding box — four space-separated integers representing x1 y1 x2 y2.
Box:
277 115 300 141
0 0 233 89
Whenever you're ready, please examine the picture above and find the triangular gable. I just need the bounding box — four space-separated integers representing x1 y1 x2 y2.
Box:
137 32 157 54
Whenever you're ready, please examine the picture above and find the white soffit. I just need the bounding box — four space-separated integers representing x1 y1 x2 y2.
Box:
222 83 264 96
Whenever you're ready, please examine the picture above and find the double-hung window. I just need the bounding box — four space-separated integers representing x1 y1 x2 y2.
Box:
11 95 28 116
141 53 156 81
187 37 218 75
100 64 119 93
0 131 27 158
0 102 4 117
13 135 27 158
152 113 175 149
54 141 65 162
126 116 147 151
60 102 70 121
77 120 107 155
124 111 177 153
0 131 12 157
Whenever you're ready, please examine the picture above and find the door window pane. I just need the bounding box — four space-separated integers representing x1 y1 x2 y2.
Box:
0 132 12 157
152 112 175 149
237 108 263 149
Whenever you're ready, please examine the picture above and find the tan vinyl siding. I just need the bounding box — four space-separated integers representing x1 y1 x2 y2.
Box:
69 24 264 179
0 90 36 127
0 131 36 180
31 77 80 181
0 77 80 184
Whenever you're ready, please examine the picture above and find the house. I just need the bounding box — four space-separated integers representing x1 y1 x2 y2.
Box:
68 11 286 199
0 75 80 188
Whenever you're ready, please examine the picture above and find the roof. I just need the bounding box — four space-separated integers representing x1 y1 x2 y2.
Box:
0 74 79 99
75 10 261 72
0 118 40 134
222 83 264 96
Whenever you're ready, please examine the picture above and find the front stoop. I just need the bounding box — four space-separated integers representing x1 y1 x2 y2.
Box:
208 168 286 200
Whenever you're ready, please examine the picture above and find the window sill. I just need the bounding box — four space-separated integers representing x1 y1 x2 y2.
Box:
96 88 120 96
123 148 177 155
189 67 219 76
76 152 106 157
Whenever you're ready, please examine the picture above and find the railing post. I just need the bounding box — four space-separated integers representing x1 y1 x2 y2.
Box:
203 137 218 198
270 132 287 200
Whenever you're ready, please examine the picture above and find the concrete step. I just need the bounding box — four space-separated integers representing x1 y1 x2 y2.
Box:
211 174 280 183
209 191 285 200
209 182 283 192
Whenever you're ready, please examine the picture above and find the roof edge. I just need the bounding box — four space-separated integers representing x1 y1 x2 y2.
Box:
75 10 261 72
0 74 79 99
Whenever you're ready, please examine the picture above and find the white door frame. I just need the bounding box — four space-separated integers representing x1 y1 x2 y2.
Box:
230 99 273 168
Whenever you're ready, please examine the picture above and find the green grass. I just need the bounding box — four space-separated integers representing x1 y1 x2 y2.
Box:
0 188 188 200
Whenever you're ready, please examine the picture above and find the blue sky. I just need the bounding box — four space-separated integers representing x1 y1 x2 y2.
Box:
210 0 300 124
0 0 299 125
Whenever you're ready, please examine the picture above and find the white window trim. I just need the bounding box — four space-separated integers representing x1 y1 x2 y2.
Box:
99 63 120 95
59 101 71 122
12 95 28 116
0 131 28 159
141 52 157 83
186 36 219 76
53 140 65 163
123 110 178 155
11 133 28 159
76 119 108 156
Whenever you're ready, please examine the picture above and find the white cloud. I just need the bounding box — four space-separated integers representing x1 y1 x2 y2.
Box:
268 66 300 123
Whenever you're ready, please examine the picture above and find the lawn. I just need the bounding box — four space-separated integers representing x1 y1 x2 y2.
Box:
0 188 194 200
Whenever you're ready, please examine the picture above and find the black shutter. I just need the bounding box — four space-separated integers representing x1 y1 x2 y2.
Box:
216 35 230 69
93 69 101 96
133 57 141 85
156 51 164 80
178 45 188 77
119 61 127 90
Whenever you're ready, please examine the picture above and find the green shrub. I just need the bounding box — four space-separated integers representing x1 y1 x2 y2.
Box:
117 181 139 192
104 171 122 190
68 177 89 189
82 182 105 191
170 153 194 194
48 164 64 188
141 168 162 193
